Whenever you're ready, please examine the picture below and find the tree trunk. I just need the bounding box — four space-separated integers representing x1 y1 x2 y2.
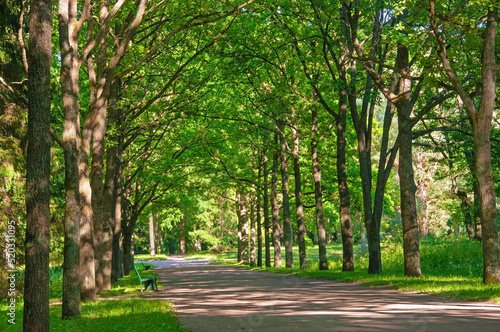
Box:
122 215 137 275
263 150 271 268
239 193 249 264
236 193 242 262
110 181 122 283
23 1 51 328
291 109 307 269
79 138 95 301
396 44 421 278
257 188 263 267
278 121 294 269
311 106 328 270
473 178 482 240
475 9 500 284
155 214 163 254
149 214 156 256
338 87 354 272
179 215 187 255
90 76 111 294
59 0 81 317
250 193 256 267
104 80 122 285
271 139 281 268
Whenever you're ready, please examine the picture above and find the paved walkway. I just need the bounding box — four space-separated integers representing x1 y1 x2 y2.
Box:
142 258 500 332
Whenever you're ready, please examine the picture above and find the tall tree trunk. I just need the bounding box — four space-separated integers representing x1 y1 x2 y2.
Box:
278 121 294 269
179 215 187 255
59 0 81 317
338 87 354 272
311 106 328 270
111 129 123 284
263 150 271 268
475 11 500 283
396 44 421 278
23 0 51 328
291 109 307 269
122 215 138 275
236 193 242 262
271 139 281 268
250 193 256 267
103 81 121 286
110 176 122 283
79 134 95 301
149 214 156 256
89 17 111 294
256 157 263 267
155 214 162 254
257 187 263 267
345 5 386 275
239 193 249 264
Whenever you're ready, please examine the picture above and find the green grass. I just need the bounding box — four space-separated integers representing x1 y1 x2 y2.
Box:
1 264 185 331
97 263 162 298
1 299 186 332
185 250 236 261
196 238 500 303
134 254 168 261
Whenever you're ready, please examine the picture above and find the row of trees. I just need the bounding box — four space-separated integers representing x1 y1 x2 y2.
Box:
1 0 499 329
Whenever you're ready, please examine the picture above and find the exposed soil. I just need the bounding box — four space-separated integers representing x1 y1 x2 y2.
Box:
142 258 500 332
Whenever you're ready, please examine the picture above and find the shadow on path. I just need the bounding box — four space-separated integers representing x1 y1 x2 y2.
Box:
142 259 500 332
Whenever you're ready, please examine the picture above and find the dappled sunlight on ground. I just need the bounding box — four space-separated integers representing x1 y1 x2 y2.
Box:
141 259 500 331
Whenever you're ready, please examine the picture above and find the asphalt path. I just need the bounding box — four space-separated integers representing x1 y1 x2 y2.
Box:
141 258 500 332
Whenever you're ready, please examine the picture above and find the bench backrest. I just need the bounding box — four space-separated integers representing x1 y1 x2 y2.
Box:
133 265 141 278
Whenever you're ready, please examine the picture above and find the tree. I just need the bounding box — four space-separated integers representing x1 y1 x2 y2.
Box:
23 0 52 328
429 1 500 284
58 0 82 317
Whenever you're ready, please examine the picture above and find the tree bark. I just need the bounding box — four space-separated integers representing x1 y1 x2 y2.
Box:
89 9 111 292
311 106 328 270
102 80 122 286
59 0 81 317
263 150 271 268
271 138 281 268
338 87 354 272
23 0 52 328
473 178 482 240
250 193 256 267
149 214 156 255
79 132 96 301
122 214 138 275
291 109 307 269
396 44 421 278
179 215 187 254
278 120 294 269
239 193 249 264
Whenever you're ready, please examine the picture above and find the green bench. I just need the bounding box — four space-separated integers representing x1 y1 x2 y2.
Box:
133 265 158 291
141 260 151 270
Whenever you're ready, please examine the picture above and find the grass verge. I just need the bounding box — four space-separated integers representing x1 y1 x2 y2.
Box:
1 264 186 331
198 238 500 304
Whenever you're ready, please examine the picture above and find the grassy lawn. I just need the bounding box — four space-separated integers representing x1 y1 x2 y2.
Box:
197 238 500 304
134 253 168 261
1 264 186 332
